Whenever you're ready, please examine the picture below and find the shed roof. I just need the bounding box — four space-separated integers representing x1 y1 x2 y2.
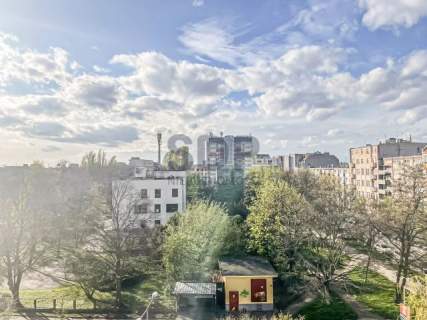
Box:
219 256 278 277
173 282 216 296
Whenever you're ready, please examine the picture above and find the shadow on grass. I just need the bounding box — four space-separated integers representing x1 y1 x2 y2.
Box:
347 267 398 320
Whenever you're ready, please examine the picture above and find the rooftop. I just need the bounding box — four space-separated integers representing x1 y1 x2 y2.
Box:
218 256 278 277
173 282 216 296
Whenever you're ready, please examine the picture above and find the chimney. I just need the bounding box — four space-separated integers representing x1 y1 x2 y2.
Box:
156 133 162 164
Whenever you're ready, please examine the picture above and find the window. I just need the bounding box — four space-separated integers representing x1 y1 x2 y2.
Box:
140 189 148 199
154 220 161 225
251 279 267 302
155 204 161 213
166 204 179 213
155 189 161 198
172 188 178 197
135 204 148 214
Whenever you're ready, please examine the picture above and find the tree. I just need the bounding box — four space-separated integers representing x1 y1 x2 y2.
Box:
186 173 213 203
0 168 58 306
376 164 427 303
163 146 193 170
63 181 153 309
244 166 284 209
303 176 360 301
247 179 311 275
81 150 117 168
163 202 233 282
352 198 381 284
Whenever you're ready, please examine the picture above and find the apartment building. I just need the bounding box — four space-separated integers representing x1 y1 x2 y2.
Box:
380 154 424 196
310 166 350 187
350 138 426 198
114 158 186 228
282 152 340 172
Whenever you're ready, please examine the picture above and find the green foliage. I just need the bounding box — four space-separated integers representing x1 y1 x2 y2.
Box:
244 166 284 208
163 202 233 282
247 179 310 275
212 175 246 216
186 173 214 203
348 267 398 319
407 275 427 320
297 292 357 320
163 146 193 170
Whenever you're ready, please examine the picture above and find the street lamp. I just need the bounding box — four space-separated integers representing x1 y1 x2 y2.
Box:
137 291 160 320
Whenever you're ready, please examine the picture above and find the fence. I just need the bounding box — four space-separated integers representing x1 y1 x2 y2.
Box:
0 296 113 312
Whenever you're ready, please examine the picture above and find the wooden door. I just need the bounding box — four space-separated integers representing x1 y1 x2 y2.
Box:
229 291 239 311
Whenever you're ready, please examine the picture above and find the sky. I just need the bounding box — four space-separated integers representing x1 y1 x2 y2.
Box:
1 0 427 165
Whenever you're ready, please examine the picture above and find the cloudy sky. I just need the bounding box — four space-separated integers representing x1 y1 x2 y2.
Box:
1 0 427 165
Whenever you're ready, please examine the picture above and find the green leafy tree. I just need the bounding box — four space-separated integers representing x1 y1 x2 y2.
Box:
186 173 214 203
163 202 233 282
244 166 284 209
163 146 193 170
407 275 427 320
247 179 311 275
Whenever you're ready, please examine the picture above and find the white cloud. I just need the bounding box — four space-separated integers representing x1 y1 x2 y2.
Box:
0 32 74 88
192 0 204 7
111 52 231 115
358 0 427 30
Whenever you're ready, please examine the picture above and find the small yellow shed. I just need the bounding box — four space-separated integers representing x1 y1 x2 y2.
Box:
218 256 278 312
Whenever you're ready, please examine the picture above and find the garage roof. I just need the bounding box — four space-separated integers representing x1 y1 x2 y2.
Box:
219 256 278 277
173 282 216 296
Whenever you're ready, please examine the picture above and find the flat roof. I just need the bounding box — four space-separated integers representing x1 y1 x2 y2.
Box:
173 282 216 296
219 256 278 277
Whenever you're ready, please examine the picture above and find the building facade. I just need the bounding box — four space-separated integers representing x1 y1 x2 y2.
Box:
282 152 340 172
310 166 350 187
114 158 186 228
350 138 426 198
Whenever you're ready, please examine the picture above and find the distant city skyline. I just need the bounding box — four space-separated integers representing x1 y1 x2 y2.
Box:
1 0 427 165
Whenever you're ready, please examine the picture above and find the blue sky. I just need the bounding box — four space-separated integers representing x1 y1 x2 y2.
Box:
1 0 427 165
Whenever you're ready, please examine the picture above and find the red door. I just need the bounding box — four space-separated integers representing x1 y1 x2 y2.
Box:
229 291 239 311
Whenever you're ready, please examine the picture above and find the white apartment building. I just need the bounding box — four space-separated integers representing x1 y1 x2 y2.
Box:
310 166 350 187
114 158 186 228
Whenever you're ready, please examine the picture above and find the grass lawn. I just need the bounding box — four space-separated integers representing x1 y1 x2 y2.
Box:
0 272 175 315
348 267 398 320
297 292 357 320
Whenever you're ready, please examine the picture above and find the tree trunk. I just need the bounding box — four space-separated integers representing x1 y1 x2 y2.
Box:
7 270 23 308
115 259 122 309
364 237 373 284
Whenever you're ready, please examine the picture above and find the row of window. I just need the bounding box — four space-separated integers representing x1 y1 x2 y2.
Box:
355 168 373 175
354 158 376 165
140 188 179 199
355 180 374 187
135 203 179 214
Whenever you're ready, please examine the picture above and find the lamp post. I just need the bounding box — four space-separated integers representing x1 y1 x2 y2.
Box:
137 291 160 320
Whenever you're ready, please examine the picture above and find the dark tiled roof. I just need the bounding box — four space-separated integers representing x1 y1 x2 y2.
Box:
173 282 216 296
219 256 278 277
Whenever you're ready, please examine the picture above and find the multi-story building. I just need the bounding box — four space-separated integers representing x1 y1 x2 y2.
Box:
350 138 426 198
114 158 186 228
201 133 258 182
310 165 350 187
282 152 340 172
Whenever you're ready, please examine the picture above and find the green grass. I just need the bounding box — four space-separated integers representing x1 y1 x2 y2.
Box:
1 273 175 315
297 292 357 320
348 267 398 319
